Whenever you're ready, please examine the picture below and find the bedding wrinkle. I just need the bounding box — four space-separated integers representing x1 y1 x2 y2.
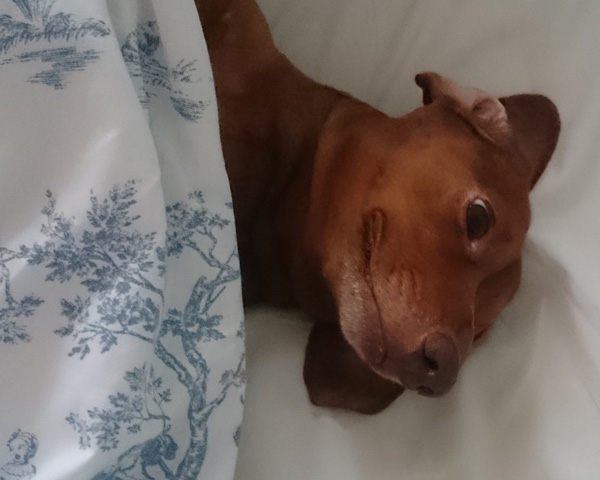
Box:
516 243 600 476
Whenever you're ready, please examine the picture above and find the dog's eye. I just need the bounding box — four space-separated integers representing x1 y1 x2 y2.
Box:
466 199 493 239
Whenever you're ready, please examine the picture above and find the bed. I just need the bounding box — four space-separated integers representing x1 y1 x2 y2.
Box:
0 1 599 479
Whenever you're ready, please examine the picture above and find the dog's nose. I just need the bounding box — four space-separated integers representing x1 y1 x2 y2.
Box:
417 332 460 396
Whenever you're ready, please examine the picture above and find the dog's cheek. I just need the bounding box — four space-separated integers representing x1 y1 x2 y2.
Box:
332 261 388 366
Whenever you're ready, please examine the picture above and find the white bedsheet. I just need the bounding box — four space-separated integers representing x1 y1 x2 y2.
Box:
234 1 600 479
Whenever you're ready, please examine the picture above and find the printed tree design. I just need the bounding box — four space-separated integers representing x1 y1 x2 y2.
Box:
67 363 173 451
12 0 56 25
0 247 44 344
25 181 244 479
121 21 206 121
0 0 111 89
0 0 110 54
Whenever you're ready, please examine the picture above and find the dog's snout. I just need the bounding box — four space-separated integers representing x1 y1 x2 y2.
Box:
378 330 462 396
416 332 460 395
423 332 459 376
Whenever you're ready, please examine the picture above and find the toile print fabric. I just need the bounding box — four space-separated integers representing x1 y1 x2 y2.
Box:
0 1 245 479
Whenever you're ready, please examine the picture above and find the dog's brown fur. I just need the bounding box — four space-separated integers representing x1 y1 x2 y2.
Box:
196 0 560 413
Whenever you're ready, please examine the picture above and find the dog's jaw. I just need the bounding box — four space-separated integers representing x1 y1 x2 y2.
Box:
333 249 467 395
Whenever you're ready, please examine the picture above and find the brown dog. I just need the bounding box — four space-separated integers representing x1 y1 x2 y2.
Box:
196 0 560 413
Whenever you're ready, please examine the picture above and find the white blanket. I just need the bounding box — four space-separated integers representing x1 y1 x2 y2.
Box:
235 1 600 479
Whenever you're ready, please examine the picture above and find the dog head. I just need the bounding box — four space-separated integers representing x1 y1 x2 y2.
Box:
301 73 560 404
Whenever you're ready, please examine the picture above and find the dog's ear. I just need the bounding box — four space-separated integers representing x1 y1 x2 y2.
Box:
303 322 404 414
415 72 560 189
415 72 510 144
499 94 560 188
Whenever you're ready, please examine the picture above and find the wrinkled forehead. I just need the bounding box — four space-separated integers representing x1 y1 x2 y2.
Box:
378 110 528 194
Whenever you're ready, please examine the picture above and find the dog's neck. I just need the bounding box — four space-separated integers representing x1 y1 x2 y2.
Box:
249 85 350 308
201 1 352 306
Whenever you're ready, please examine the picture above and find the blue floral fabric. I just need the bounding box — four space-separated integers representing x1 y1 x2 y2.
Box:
0 1 245 479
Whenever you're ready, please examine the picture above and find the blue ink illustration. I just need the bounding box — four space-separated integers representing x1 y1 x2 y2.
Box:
0 0 110 88
0 247 44 345
0 430 39 480
15 46 103 89
121 21 206 121
67 364 173 452
91 428 178 480
12 182 245 479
